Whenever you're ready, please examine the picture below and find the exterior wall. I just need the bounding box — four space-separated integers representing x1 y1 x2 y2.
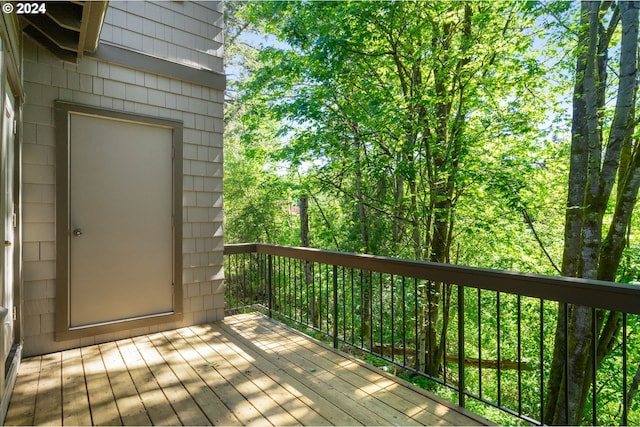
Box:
0 11 24 423
101 1 224 73
21 1 224 356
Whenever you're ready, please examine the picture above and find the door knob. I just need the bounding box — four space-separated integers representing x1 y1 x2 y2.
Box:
73 228 83 236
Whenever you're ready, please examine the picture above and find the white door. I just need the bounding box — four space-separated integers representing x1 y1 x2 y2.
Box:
69 113 174 328
1 92 14 358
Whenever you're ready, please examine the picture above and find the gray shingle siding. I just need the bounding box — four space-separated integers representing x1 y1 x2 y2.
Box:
102 1 224 73
21 1 225 356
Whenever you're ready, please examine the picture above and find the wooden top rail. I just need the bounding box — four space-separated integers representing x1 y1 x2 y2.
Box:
224 243 257 255
224 243 640 315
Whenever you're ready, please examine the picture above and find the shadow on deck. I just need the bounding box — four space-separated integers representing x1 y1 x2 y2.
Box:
5 312 490 426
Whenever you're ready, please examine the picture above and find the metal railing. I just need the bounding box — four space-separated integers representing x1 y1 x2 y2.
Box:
224 243 640 425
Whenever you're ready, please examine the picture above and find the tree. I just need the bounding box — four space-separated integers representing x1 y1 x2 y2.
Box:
544 2 639 424
223 3 301 245
237 0 553 377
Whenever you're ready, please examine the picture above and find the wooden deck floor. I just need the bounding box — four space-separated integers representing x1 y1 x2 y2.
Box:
5 312 489 426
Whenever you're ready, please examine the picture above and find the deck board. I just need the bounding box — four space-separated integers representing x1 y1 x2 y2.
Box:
132 334 211 426
7 355 40 425
213 324 355 425
61 348 91 426
34 352 63 426
150 331 241 426
212 322 395 425
176 330 301 426
116 338 181 426
99 341 151 426
5 312 491 426
170 327 273 426
82 344 121 426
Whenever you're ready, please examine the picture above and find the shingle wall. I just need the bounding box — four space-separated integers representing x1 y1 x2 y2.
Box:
101 1 224 73
21 1 224 356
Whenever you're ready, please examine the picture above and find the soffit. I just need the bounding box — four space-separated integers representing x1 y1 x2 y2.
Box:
19 1 108 62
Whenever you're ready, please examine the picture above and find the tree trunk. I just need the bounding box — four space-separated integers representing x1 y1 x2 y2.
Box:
416 2 471 379
352 130 372 340
544 2 638 424
300 196 309 247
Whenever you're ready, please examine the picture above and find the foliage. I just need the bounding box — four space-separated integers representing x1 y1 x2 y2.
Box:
233 0 563 258
223 1 640 425
224 4 302 245
224 100 300 244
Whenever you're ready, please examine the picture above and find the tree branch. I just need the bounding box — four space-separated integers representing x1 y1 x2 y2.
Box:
314 174 408 223
522 208 561 274
627 363 640 410
308 191 341 251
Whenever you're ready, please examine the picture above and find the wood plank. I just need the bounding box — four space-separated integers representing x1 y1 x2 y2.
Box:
267 328 460 425
260 320 486 425
61 348 91 426
224 313 486 426
187 330 300 426
230 320 420 425
326 356 485 425
310 345 474 425
250 315 478 425
181 325 329 426
149 330 242 425
131 334 210 426
5 356 42 425
115 338 182 426
211 324 360 426
33 352 62 426
182 328 302 426
98 341 152 426
215 317 398 425
6 313 490 426
274 313 486 425
169 327 274 426
81 344 121 426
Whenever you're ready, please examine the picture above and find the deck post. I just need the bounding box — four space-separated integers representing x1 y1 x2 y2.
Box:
458 284 465 408
333 265 339 349
267 254 273 318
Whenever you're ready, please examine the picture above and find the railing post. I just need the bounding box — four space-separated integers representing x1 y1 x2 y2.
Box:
333 265 339 349
267 254 273 318
458 284 465 408
623 312 628 426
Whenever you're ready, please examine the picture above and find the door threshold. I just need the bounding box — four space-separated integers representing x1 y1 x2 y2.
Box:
69 311 176 331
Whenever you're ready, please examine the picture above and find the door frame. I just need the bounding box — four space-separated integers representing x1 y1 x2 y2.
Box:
0 22 25 423
54 101 183 341
2 89 15 357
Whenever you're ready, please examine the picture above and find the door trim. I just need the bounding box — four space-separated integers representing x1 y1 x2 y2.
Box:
54 101 183 341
